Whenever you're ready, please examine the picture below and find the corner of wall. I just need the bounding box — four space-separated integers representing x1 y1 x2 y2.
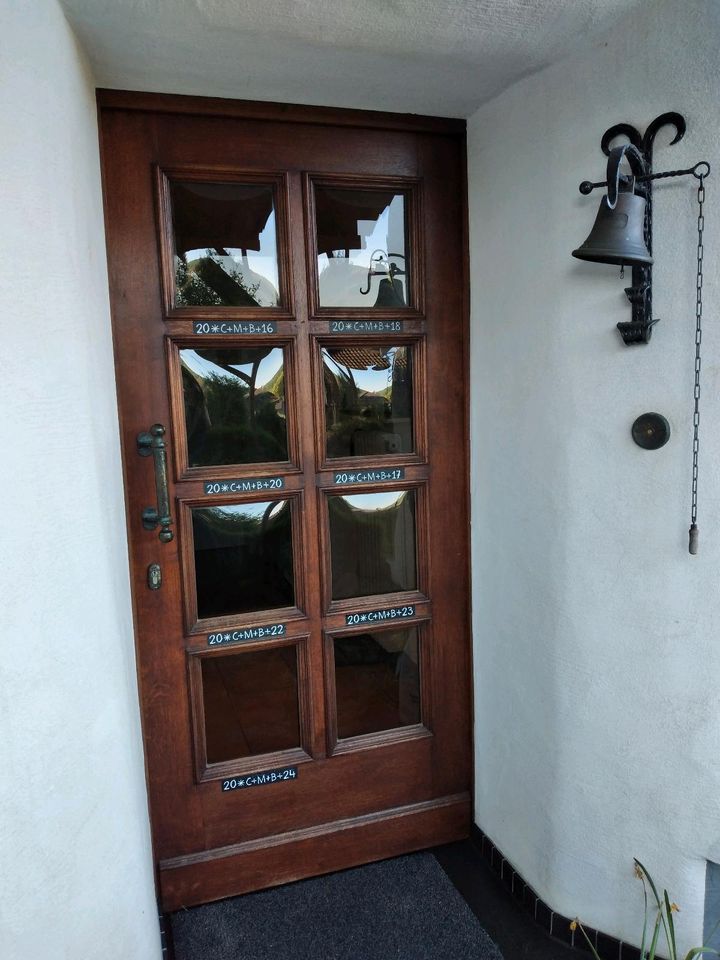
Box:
466 0 720 951
0 2 161 958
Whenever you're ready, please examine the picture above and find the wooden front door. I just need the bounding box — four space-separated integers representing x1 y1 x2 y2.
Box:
99 91 471 911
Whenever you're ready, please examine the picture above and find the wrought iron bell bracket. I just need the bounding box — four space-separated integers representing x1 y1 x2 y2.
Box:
359 249 406 296
577 112 709 345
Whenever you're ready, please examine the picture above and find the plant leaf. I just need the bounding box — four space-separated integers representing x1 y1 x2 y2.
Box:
636 860 672 955
664 890 677 960
640 877 649 960
576 921 603 960
648 911 662 960
636 861 665 912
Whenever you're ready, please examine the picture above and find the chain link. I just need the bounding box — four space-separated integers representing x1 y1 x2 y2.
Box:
689 175 705 551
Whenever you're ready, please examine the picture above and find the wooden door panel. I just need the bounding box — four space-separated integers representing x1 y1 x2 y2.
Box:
99 93 471 906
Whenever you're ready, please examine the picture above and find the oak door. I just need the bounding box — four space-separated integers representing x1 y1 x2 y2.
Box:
99 92 471 911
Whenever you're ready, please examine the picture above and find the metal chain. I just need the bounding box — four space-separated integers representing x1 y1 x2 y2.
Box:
689 174 705 554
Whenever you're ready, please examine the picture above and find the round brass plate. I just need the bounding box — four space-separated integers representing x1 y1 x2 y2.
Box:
632 412 671 450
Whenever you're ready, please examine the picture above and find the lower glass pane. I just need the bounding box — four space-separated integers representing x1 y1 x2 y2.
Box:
192 500 294 620
334 627 420 739
201 647 300 764
328 489 417 600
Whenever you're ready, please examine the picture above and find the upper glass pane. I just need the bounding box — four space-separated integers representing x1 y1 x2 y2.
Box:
192 500 294 620
315 187 408 308
328 489 416 600
170 181 280 307
322 344 413 458
180 347 288 467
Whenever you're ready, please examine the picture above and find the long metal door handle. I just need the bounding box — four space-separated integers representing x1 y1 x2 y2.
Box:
136 423 174 543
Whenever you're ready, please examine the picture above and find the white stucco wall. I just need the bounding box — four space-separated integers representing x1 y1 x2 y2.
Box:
469 0 720 950
0 2 161 958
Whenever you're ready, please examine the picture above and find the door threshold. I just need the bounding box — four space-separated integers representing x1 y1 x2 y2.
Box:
160 792 470 910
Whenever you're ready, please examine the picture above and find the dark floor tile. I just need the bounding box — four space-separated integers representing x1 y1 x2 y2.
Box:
434 841 577 960
621 944 642 960
574 924 599 954
500 860 514 892
596 931 621 960
552 913 576 946
536 900 552 932
522 882 539 912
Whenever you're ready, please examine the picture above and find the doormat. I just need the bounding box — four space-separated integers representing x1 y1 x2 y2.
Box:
170 851 504 960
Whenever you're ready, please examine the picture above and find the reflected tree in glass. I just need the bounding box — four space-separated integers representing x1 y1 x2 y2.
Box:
181 347 288 467
193 500 295 619
171 181 280 307
322 345 412 458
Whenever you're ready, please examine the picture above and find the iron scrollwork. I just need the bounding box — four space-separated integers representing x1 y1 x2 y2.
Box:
579 113 687 344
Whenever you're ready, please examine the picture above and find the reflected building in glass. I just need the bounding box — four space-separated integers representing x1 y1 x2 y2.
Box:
322 345 413 459
315 187 408 308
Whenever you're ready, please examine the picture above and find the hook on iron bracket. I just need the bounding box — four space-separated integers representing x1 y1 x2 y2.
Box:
359 250 406 296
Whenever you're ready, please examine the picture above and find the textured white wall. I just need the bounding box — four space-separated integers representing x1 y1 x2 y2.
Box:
0 2 161 958
468 0 720 949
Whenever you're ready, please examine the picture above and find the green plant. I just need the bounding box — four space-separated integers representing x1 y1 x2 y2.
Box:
572 860 719 960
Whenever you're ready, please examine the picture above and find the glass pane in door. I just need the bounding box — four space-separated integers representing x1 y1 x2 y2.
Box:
202 646 300 763
314 187 408 308
322 344 413 458
334 627 420 738
328 490 416 600
170 181 280 307
192 500 294 619
180 346 288 466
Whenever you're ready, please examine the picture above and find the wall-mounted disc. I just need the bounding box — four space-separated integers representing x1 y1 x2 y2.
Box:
632 412 671 449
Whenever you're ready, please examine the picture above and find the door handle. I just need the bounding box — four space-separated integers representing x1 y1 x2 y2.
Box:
136 423 174 543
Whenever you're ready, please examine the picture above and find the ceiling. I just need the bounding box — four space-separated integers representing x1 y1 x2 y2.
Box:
60 0 646 118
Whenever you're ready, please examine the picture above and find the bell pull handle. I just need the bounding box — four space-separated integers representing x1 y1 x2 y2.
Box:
136 423 174 543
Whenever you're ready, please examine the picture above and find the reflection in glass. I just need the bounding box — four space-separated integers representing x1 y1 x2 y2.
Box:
201 647 300 763
193 500 294 619
322 345 412 458
334 628 420 739
181 347 288 467
328 490 416 600
315 187 408 308
171 181 280 307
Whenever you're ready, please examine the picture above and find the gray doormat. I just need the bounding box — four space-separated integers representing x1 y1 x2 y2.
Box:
170 852 504 960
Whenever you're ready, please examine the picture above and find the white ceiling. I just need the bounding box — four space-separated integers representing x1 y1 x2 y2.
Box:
60 0 646 118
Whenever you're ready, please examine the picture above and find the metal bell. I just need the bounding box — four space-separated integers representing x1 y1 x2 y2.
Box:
374 276 406 307
573 143 653 267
